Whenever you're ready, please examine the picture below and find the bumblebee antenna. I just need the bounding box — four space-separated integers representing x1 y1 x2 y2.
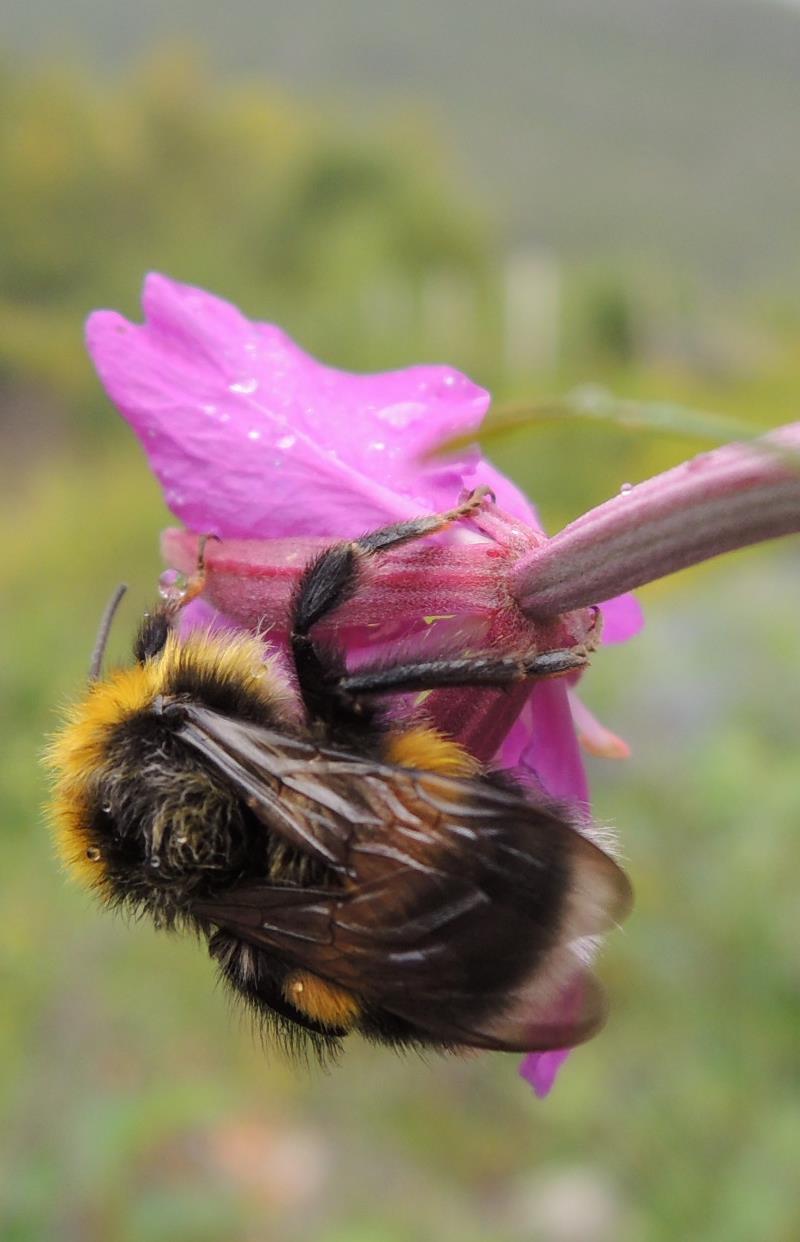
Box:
89 583 128 681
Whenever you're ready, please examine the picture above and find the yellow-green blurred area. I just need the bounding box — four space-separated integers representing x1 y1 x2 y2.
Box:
2 7 800 1238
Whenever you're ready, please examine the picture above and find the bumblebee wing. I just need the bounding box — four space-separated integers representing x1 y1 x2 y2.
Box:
176 703 630 1053
176 702 629 928
192 878 609 1052
175 703 371 871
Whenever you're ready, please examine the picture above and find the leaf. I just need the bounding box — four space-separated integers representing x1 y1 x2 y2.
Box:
427 385 800 471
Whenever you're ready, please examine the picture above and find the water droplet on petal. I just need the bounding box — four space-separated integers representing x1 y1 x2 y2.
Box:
159 569 188 603
371 441 386 452
247 428 261 441
276 434 296 450
230 377 259 395
378 402 425 428
619 482 634 495
201 403 217 416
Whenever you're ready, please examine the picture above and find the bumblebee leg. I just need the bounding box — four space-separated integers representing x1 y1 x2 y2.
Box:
179 533 220 607
134 534 219 662
335 646 590 698
290 489 493 719
355 486 494 556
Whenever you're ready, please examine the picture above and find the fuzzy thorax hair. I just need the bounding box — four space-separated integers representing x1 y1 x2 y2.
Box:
45 629 291 889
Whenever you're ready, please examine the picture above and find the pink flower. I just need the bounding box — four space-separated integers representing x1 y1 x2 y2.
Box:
87 273 643 1097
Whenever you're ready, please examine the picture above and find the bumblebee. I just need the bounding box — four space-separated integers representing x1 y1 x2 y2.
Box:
47 490 631 1059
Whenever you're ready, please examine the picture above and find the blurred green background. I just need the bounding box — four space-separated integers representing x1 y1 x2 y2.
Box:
1 4 800 1239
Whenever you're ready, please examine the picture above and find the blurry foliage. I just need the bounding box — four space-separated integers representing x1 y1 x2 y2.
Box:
3 47 798 509
2 49 800 535
572 270 640 367
0 50 489 434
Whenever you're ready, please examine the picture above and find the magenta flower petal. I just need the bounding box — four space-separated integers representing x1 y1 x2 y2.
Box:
87 273 505 539
519 1046 572 1098
498 680 589 810
598 592 645 644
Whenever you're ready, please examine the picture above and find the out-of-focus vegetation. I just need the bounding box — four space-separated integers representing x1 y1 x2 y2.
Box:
1 44 799 1242
0 53 489 425
3 49 800 516
6 0 800 289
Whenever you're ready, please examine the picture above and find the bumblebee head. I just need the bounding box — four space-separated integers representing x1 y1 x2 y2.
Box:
45 607 285 923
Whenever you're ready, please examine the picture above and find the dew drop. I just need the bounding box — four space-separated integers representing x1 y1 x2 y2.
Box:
371 440 386 452
158 569 187 602
276 434 296 450
378 402 425 428
247 428 262 441
201 403 217 416
86 847 102 862
149 856 161 869
101 803 113 816
619 482 634 495
230 377 259 395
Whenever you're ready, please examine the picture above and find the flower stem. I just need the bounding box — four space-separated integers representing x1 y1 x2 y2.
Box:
513 423 800 617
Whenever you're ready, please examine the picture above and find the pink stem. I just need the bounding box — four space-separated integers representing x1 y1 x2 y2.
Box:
513 423 800 617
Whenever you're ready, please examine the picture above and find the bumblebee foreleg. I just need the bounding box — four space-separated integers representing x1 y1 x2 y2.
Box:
134 533 219 662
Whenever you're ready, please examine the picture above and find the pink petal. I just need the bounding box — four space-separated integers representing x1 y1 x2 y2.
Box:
498 680 589 811
568 691 631 760
519 1046 572 1098
87 273 500 539
598 592 644 644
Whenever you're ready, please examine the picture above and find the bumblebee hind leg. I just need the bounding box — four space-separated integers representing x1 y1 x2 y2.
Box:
208 930 348 1060
335 646 590 699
